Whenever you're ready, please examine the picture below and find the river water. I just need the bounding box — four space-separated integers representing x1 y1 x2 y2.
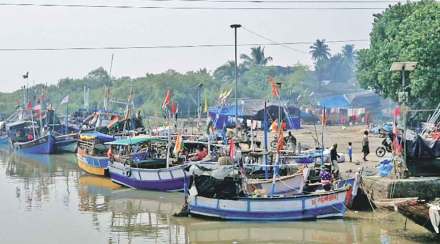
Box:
0 149 437 244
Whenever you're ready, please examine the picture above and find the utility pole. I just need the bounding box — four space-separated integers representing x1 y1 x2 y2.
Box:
197 83 203 131
390 61 417 176
230 24 241 134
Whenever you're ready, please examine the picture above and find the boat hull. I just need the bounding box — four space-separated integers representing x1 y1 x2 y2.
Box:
248 174 305 195
108 161 188 192
189 190 347 221
77 153 110 176
0 135 8 146
13 135 56 154
56 138 78 153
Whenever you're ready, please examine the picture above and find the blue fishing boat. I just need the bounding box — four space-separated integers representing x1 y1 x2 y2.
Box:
186 164 349 221
76 131 115 176
55 133 79 153
107 136 187 191
0 121 7 146
7 121 56 154
13 134 56 154
188 190 348 221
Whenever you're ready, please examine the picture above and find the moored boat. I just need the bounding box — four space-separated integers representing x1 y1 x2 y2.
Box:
188 190 348 221
107 136 189 191
55 133 79 153
77 131 115 176
185 164 350 221
397 199 440 235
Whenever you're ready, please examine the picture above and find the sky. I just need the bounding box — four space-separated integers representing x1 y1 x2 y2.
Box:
0 0 395 92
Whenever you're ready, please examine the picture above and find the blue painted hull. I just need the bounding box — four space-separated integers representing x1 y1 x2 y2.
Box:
13 135 56 154
189 190 348 221
110 171 187 191
77 153 110 176
55 138 78 153
0 135 8 146
108 162 188 192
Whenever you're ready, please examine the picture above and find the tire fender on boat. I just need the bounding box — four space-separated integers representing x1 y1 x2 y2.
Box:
124 167 132 177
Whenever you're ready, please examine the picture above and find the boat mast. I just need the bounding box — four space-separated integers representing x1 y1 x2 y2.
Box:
263 100 269 179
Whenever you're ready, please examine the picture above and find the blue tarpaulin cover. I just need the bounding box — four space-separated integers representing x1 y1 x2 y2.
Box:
318 95 350 108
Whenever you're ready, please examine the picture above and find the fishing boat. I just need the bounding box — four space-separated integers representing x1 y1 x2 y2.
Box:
186 165 348 221
7 121 56 154
76 131 115 176
55 133 79 153
0 121 8 146
107 136 189 191
397 199 440 235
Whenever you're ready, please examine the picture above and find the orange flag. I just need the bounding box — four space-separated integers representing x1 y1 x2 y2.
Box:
173 134 183 155
268 77 280 97
276 128 285 152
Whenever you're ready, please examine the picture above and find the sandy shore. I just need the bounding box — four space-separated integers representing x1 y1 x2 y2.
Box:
290 124 383 177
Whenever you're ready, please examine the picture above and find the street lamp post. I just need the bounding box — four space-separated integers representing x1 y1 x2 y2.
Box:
230 24 241 134
390 61 417 174
197 83 203 130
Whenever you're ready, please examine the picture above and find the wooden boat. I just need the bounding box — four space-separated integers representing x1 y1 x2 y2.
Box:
188 189 348 221
185 163 351 221
76 131 115 176
397 199 440 235
247 173 305 195
13 134 56 154
107 136 218 192
109 161 188 191
55 133 79 153
107 136 189 191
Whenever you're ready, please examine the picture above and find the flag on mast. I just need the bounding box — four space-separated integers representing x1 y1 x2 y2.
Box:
173 134 183 155
171 101 177 115
61 95 69 105
162 90 171 110
268 77 280 97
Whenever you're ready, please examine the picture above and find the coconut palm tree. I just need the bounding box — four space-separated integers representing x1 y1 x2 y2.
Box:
342 44 355 64
213 61 248 82
309 39 331 62
240 46 273 67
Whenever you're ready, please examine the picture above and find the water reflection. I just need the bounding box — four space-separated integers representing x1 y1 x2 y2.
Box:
0 149 79 210
0 149 437 243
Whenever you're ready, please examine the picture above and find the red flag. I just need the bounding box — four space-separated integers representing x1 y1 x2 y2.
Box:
229 139 235 160
162 90 171 110
171 102 177 115
268 77 280 97
27 101 32 110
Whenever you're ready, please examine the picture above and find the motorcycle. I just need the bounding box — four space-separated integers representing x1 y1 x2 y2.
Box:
376 137 392 157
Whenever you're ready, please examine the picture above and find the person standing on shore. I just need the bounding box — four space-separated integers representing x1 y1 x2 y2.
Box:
348 142 353 162
330 144 340 178
362 131 370 161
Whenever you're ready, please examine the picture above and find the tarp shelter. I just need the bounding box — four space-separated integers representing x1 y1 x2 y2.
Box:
208 99 300 130
406 135 440 176
318 95 350 109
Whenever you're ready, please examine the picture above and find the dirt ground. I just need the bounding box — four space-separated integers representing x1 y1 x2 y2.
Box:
290 124 384 177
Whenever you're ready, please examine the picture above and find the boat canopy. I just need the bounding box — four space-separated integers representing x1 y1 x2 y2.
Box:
6 120 35 129
105 136 165 146
79 131 115 142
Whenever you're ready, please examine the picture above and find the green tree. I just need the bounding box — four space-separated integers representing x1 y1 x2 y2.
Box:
357 0 440 108
240 46 273 67
310 39 331 82
342 44 356 65
309 39 331 62
213 61 248 82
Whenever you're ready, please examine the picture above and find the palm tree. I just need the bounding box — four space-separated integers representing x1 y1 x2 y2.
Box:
213 61 235 82
342 44 355 64
309 39 331 62
240 46 273 67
